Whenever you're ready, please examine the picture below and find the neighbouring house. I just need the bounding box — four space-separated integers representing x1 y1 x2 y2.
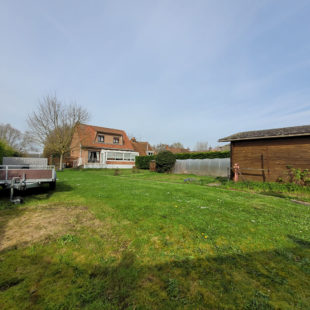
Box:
70 124 139 168
219 125 310 182
130 138 155 156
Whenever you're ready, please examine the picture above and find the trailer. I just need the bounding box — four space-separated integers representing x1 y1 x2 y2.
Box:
0 164 56 189
0 164 56 203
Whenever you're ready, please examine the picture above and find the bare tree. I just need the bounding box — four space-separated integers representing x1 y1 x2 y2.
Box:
170 142 184 149
27 95 89 170
153 143 168 153
0 123 36 154
195 141 210 152
0 124 22 150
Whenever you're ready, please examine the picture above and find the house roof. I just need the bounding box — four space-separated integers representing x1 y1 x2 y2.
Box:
130 138 154 156
219 125 310 142
165 145 190 154
76 123 135 151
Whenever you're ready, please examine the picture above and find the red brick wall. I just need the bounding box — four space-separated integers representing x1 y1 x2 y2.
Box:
5 169 52 180
106 161 135 165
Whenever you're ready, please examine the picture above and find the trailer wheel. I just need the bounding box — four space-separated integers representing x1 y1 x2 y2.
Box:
49 181 56 190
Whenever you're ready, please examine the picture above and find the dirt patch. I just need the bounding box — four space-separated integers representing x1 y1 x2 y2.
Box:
207 182 221 187
0 204 102 252
291 199 310 206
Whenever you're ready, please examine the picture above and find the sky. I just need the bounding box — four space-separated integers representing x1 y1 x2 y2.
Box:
0 0 310 149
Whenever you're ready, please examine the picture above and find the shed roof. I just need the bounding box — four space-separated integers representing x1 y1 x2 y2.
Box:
219 125 310 142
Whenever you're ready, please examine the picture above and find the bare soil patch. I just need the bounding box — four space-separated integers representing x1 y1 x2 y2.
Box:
0 204 102 252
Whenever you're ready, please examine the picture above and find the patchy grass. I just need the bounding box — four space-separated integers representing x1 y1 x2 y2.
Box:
0 169 309 309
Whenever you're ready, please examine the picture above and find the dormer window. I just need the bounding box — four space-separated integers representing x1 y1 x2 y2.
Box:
113 137 120 144
98 135 104 143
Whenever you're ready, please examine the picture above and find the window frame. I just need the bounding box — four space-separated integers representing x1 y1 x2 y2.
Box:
88 151 100 163
113 137 120 144
97 135 105 143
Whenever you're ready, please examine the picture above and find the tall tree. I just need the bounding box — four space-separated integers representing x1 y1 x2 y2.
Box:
170 142 184 149
27 95 89 170
195 141 210 152
0 123 35 154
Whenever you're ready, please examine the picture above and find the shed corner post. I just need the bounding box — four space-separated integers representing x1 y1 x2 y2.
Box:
230 142 233 180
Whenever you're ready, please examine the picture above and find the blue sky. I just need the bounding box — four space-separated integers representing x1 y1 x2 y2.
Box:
1 0 310 149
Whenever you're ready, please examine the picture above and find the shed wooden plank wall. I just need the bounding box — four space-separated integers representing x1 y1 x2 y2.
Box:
231 136 310 182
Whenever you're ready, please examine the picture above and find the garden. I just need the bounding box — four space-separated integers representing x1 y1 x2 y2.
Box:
0 169 309 309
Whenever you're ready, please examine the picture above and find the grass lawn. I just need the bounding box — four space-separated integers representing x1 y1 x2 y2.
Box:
0 169 309 309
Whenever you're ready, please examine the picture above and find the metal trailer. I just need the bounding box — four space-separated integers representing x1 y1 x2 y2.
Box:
0 165 57 203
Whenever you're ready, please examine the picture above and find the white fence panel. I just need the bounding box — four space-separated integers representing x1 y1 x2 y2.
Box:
172 158 230 177
3 157 48 166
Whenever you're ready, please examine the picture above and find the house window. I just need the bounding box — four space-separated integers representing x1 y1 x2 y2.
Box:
88 151 100 163
124 153 131 161
106 152 135 161
107 152 116 160
98 135 104 143
113 137 120 144
116 152 123 160
147 151 154 156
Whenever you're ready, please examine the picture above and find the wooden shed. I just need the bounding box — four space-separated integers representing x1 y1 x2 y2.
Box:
219 125 310 182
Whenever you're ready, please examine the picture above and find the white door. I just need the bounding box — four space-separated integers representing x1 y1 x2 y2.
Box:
100 150 106 164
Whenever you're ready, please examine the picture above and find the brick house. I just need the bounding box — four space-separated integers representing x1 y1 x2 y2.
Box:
130 138 155 156
70 124 139 168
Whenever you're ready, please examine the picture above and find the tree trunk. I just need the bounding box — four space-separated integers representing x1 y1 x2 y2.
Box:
59 153 63 171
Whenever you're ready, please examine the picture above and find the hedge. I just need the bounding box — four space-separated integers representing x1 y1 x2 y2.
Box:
135 155 155 169
135 151 230 169
175 151 230 159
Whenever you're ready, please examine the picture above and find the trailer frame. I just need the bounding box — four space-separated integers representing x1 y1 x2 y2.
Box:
0 165 57 190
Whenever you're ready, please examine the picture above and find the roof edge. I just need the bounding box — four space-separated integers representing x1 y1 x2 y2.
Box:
218 132 310 142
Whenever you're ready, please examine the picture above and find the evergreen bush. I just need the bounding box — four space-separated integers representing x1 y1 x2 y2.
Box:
155 151 176 173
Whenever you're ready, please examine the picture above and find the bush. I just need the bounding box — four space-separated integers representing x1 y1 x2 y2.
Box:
135 155 155 169
0 139 19 164
155 151 176 173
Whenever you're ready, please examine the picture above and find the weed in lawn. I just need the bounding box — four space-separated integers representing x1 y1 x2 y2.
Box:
58 234 79 246
245 290 273 310
166 278 179 300
114 168 120 176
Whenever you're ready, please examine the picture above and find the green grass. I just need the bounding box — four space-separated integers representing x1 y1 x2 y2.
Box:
221 178 310 202
0 169 309 309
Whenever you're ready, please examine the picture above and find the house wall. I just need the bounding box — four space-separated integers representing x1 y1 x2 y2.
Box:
231 136 310 182
79 148 136 168
70 130 81 159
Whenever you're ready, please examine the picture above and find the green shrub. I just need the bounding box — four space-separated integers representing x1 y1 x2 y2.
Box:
135 155 155 169
286 166 310 186
155 151 176 173
0 139 19 164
